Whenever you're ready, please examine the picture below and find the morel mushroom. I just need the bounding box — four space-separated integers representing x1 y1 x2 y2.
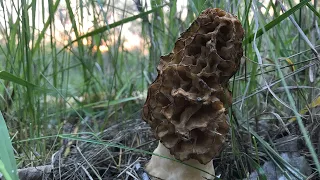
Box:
142 8 244 180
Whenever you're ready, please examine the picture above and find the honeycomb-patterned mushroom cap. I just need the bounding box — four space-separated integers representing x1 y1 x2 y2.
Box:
143 8 244 164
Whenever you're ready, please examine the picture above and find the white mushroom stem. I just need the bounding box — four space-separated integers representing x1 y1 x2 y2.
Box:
146 141 215 180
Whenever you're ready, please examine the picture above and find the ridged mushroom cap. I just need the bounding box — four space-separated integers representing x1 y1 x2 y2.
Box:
143 8 244 164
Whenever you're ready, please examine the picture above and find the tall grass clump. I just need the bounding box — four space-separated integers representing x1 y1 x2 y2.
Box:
0 0 319 179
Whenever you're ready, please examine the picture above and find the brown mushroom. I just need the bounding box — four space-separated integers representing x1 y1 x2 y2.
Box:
142 8 244 180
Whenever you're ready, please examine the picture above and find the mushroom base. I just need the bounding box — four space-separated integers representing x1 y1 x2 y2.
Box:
146 141 215 180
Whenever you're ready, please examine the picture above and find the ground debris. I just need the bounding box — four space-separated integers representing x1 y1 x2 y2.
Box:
17 119 156 180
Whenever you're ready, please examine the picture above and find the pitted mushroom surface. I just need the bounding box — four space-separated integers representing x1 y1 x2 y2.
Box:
143 8 244 165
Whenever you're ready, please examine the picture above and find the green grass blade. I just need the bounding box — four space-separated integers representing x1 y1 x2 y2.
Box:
0 160 12 180
58 3 169 54
278 1 319 63
243 0 311 45
31 0 60 56
306 3 320 20
0 71 37 88
246 155 267 180
165 0 178 53
187 0 199 15
0 71 69 95
0 111 18 180
235 109 307 179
